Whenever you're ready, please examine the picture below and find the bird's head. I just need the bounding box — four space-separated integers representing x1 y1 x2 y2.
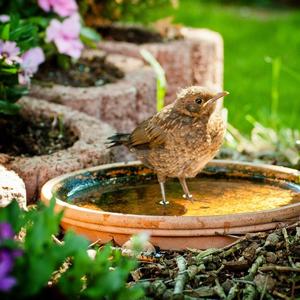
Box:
173 86 229 117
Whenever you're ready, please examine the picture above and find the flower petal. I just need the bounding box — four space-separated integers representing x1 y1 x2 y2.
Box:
46 19 62 43
67 40 83 59
21 47 45 74
38 0 51 12
0 250 13 278
0 15 9 23
0 277 16 292
0 223 14 241
61 14 81 38
0 41 20 58
52 0 78 17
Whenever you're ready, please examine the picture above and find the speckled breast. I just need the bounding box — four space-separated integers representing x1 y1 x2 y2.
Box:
136 115 226 178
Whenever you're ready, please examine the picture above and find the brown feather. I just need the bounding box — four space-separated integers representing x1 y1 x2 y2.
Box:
129 119 168 149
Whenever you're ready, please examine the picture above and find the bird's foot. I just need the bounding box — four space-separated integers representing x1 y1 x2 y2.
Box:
159 200 170 206
183 194 193 201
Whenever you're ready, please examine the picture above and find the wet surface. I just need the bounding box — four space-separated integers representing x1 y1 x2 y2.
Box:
60 177 300 216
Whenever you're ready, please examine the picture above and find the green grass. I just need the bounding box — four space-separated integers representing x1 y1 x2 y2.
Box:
144 0 300 133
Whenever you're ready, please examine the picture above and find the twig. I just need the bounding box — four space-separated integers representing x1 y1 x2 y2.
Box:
152 280 167 297
222 242 243 258
137 278 157 283
164 279 175 285
233 279 255 285
296 227 300 240
185 287 215 297
88 238 102 248
285 221 300 230
195 248 220 262
220 234 255 251
257 287 275 300
187 264 205 280
282 228 290 252
215 264 225 275
273 290 291 300
291 280 295 299
215 232 242 239
183 296 201 300
226 283 239 300
282 228 296 268
243 284 257 300
52 234 63 245
244 255 265 281
259 275 268 300
214 278 226 299
240 257 264 300
259 265 300 273
174 256 188 296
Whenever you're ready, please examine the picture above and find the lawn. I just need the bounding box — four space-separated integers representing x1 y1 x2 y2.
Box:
146 0 300 133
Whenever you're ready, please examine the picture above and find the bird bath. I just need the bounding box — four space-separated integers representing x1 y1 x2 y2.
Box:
41 160 300 250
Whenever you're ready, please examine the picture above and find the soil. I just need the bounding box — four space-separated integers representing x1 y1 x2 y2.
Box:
97 25 165 44
34 55 124 87
128 223 300 299
0 114 78 157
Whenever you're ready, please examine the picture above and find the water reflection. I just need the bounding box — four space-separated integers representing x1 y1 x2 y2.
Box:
64 177 300 216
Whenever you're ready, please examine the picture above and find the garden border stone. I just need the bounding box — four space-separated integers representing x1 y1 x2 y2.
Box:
1 97 114 202
98 27 224 106
30 51 157 132
0 165 26 209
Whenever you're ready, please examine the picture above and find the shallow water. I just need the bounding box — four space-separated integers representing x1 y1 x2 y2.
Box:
64 177 300 216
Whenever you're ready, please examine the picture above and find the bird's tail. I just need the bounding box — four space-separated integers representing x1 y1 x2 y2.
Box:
106 133 131 148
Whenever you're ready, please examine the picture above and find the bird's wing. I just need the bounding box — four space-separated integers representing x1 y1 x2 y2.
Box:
129 106 173 149
129 119 168 149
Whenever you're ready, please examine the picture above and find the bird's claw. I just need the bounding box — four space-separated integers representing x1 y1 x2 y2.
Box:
159 200 170 206
183 194 193 201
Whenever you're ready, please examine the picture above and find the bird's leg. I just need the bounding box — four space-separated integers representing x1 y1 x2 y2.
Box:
159 182 169 205
179 177 193 200
158 175 169 205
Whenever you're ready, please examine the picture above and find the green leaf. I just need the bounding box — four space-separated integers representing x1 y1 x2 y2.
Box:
28 16 49 28
0 100 20 114
0 200 24 233
6 85 29 101
7 17 39 51
57 54 71 70
0 66 19 74
1 196 142 299
63 231 90 254
80 26 101 42
140 49 166 112
80 26 101 48
0 23 10 40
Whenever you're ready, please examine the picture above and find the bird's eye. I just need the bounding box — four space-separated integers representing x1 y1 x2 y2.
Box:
195 97 203 104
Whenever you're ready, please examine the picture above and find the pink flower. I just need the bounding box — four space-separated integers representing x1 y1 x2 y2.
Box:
19 47 45 85
0 41 22 65
21 47 45 74
46 15 83 59
0 15 9 23
38 0 77 17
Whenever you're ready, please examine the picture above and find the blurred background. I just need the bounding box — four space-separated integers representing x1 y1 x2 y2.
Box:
0 0 299 167
84 0 300 134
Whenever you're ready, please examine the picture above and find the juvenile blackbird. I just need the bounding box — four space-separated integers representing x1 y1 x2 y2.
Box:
108 86 229 205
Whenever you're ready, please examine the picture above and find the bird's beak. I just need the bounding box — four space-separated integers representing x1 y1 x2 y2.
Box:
212 91 229 101
205 91 229 106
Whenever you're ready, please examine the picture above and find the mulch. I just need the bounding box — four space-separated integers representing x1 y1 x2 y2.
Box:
129 223 300 299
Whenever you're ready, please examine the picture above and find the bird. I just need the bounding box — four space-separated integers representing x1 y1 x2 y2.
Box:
107 86 229 205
